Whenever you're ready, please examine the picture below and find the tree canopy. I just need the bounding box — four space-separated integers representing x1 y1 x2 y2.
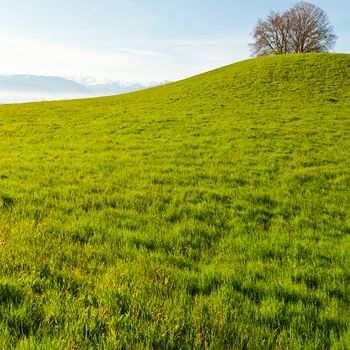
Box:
250 2 337 57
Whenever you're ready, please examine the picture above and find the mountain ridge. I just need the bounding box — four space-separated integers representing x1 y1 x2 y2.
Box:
0 74 168 103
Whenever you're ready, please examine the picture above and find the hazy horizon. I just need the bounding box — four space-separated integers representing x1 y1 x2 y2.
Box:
0 74 168 103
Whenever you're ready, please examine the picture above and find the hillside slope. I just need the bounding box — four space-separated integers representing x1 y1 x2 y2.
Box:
0 53 349 349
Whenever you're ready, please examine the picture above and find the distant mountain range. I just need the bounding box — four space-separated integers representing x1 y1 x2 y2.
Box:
79 78 169 96
0 75 169 103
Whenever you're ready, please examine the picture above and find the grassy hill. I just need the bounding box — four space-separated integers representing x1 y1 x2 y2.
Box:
0 53 349 349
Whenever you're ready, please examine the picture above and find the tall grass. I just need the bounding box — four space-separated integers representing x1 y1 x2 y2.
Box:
0 53 349 349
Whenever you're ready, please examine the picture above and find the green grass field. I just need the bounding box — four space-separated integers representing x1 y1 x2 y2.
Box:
0 53 349 349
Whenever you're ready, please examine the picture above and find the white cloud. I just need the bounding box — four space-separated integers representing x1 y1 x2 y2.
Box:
0 32 249 82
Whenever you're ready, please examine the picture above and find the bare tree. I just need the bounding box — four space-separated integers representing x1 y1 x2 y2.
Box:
250 11 290 57
287 2 337 53
250 2 337 57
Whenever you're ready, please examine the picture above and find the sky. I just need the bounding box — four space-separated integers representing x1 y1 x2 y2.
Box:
0 0 349 83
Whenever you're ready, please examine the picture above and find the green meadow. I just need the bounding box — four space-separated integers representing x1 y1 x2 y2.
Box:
0 53 349 349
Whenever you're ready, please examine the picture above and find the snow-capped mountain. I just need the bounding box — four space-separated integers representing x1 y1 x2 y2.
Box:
79 78 169 96
0 75 168 103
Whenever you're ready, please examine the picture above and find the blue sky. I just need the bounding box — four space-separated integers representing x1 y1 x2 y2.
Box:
0 0 348 82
